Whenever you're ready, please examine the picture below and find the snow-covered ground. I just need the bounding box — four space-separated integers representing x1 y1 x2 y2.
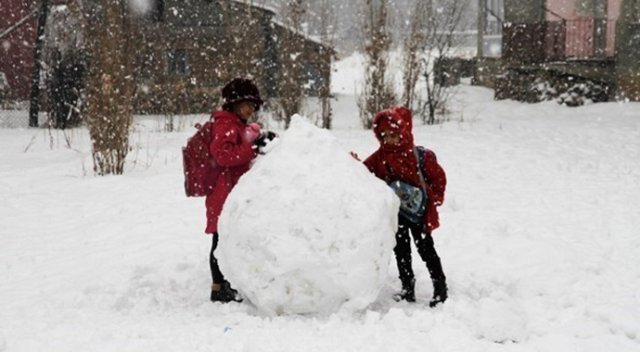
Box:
1 58 640 351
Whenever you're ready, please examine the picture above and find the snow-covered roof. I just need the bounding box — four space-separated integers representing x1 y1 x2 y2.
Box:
0 9 37 40
271 19 329 48
229 0 276 16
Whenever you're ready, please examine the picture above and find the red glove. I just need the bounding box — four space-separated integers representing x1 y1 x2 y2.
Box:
242 122 261 144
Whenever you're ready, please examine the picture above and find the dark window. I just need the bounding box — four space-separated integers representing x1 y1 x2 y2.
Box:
138 52 155 79
303 62 323 95
167 50 190 76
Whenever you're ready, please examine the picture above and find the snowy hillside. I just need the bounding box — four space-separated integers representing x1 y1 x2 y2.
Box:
1 56 639 351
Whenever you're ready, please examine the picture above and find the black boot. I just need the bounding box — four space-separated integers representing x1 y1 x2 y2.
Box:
429 279 447 307
393 278 416 302
210 281 243 303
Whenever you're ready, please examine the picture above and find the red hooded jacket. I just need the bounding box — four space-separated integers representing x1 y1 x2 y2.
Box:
363 106 446 233
205 110 257 233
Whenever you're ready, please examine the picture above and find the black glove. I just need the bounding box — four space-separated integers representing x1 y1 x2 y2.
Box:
255 131 277 148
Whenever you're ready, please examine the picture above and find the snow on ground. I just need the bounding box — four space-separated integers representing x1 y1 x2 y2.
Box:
1 57 640 350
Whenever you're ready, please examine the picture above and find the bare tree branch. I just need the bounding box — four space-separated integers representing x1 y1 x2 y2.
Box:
274 0 307 129
420 0 467 125
358 0 396 129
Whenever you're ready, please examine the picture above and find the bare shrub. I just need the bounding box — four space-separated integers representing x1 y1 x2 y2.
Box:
318 0 335 129
401 0 428 111
83 0 135 175
274 0 307 129
420 0 467 125
358 0 396 129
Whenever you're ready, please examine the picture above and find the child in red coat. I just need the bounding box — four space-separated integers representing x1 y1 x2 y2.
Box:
205 78 274 303
360 106 448 307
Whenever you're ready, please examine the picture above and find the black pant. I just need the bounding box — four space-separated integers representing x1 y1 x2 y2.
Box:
394 215 446 286
210 233 225 284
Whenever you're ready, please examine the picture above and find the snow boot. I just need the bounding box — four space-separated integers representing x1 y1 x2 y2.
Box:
210 281 243 303
429 279 447 308
393 278 416 302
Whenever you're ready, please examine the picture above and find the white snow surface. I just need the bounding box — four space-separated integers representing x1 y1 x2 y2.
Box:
1 54 640 351
218 116 398 316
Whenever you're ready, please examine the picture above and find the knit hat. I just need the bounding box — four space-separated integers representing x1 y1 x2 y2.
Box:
222 78 264 111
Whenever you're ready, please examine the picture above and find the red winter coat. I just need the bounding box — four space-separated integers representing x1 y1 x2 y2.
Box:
205 110 257 233
363 106 446 233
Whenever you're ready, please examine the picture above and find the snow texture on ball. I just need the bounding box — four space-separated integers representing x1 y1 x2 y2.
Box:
218 116 399 316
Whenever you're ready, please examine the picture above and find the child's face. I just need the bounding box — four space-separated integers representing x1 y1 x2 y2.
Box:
233 101 256 121
381 129 401 146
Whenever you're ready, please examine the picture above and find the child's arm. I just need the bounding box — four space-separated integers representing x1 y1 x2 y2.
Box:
363 152 387 181
210 121 257 168
423 150 446 206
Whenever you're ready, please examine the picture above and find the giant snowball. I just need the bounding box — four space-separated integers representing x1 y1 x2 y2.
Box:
217 116 399 316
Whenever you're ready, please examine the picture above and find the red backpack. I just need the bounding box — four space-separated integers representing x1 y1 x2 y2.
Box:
182 121 220 197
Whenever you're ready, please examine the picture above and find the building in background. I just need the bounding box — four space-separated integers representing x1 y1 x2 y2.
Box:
503 0 621 61
495 0 640 102
129 0 333 114
0 0 38 102
1 0 333 114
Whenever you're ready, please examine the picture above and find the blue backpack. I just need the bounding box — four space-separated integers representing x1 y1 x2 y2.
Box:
388 146 428 224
